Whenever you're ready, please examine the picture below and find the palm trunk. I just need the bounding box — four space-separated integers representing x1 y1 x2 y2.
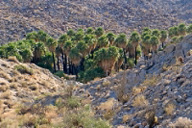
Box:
57 56 60 71
52 52 56 73
134 47 137 65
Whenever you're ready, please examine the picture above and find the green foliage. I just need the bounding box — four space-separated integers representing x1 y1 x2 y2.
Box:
67 96 81 109
178 23 186 35
95 27 104 37
187 24 192 33
98 35 109 47
54 71 64 78
114 33 127 48
160 30 167 42
151 29 160 38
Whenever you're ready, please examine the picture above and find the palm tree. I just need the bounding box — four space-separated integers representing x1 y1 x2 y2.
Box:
46 37 57 72
37 30 48 43
84 34 97 52
160 30 167 48
141 34 151 60
55 46 62 71
150 36 159 54
151 29 160 38
178 23 186 35
142 27 151 34
98 35 109 48
33 42 46 62
67 29 75 37
168 27 174 38
95 27 104 38
58 34 68 72
129 31 141 64
106 32 115 45
115 48 124 71
173 26 179 36
26 32 38 41
69 47 82 76
114 34 127 49
187 24 192 33
94 46 119 75
73 31 84 43
86 27 94 34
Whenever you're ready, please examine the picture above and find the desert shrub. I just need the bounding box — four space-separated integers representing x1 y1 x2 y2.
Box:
66 96 81 109
132 95 149 107
164 103 175 116
14 64 34 75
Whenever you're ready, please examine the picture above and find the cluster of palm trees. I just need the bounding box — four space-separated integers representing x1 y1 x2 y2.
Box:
0 23 192 82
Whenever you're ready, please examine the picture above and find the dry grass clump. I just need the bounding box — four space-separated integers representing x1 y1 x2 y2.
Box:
145 110 158 127
142 75 160 87
0 90 12 99
0 70 11 80
9 83 18 90
169 117 192 128
164 103 175 116
132 95 149 107
0 82 9 92
7 56 19 63
132 86 146 96
122 114 132 123
102 79 111 86
14 64 34 75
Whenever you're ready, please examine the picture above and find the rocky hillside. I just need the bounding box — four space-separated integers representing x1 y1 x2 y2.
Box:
1 0 192 44
75 35 192 127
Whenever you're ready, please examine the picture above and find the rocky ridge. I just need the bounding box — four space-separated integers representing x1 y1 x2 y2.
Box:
1 0 192 44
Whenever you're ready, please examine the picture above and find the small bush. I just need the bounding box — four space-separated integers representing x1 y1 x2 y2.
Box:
132 95 149 107
54 71 64 78
67 96 81 109
142 75 160 86
164 103 175 116
14 65 34 75
169 117 192 128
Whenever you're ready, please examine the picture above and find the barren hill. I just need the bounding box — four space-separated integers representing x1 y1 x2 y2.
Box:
1 0 192 44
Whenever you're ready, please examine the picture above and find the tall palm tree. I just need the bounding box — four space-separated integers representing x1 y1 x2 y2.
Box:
141 34 151 59
106 32 115 45
37 30 48 43
114 34 127 49
151 29 160 38
86 27 94 34
142 27 151 34
33 42 46 62
94 46 119 75
55 46 62 71
187 24 192 33
58 34 68 72
98 35 109 48
26 32 38 41
150 36 159 54
67 29 75 37
160 30 167 48
178 23 186 35
69 47 82 76
73 31 84 43
129 31 141 64
95 27 104 38
46 37 57 72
